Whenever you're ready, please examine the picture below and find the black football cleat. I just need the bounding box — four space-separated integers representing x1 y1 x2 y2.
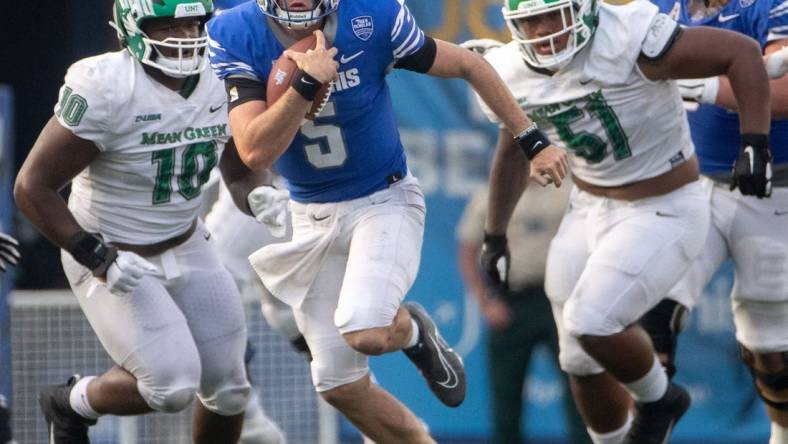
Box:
402 302 466 407
623 382 691 444
38 375 96 444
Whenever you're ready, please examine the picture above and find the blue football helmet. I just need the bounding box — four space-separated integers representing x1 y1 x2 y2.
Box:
257 0 340 28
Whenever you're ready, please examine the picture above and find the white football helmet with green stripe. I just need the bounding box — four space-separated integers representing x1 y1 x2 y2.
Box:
112 0 214 77
503 0 598 69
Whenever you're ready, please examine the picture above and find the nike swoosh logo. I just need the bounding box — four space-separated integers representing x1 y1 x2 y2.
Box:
533 141 543 149
340 50 364 64
209 102 226 113
430 334 460 389
656 211 679 218
311 214 330 221
775 210 788 216
300 76 316 86
579 78 594 85
718 12 739 22
745 146 755 172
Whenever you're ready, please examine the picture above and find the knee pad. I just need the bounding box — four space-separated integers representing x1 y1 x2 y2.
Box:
639 299 689 379
200 383 253 416
142 385 198 413
557 336 605 376
740 344 788 411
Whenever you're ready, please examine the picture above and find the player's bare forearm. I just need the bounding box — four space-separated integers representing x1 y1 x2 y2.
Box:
485 129 528 235
639 27 770 134
219 138 273 215
14 117 97 248
428 39 531 135
458 243 489 303
229 91 311 171
714 39 788 118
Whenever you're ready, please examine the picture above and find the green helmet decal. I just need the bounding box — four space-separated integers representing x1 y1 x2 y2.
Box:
501 0 598 69
113 0 214 77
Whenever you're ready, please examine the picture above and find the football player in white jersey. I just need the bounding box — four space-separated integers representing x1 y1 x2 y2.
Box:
13 1 281 443
472 0 771 443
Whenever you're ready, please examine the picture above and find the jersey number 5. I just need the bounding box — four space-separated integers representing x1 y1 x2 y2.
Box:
151 141 217 204
300 101 348 169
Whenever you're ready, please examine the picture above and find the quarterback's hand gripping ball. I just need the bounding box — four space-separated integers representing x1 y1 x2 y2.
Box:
248 186 290 238
267 31 336 121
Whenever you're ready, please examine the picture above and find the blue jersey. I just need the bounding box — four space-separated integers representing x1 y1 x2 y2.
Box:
213 0 249 11
207 0 426 202
651 0 788 174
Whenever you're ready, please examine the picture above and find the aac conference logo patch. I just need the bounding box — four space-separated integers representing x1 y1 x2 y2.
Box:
351 16 373 41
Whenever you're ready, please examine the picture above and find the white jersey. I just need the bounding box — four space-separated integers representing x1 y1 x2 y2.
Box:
55 51 230 244
478 1 694 187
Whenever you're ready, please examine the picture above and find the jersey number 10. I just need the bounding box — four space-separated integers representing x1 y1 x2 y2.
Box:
151 141 217 204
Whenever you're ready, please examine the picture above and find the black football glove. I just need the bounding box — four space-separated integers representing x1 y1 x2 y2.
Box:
731 134 772 198
479 233 510 293
0 232 20 273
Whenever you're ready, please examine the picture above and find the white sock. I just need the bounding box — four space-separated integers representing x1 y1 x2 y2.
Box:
624 356 669 403
587 411 633 444
405 319 420 348
771 422 788 444
69 376 101 420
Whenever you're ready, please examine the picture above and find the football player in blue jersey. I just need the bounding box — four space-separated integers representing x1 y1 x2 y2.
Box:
206 0 568 441
643 0 788 443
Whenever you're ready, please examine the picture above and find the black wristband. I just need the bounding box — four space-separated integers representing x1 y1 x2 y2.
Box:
741 134 769 151
483 232 507 250
290 69 322 102
514 123 551 160
66 231 118 277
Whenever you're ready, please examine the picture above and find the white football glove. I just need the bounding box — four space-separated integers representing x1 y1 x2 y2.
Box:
766 46 788 79
106 251 159 296
459 38 505 55
248 186 290 239
676 77 720 106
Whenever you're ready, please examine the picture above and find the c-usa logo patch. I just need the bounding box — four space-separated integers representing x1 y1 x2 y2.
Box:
351 16 374 41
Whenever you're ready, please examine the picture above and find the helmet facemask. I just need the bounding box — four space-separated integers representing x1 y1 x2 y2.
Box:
257 0 340 29
140 26 209 78
503 0 597 70
112 0 213 78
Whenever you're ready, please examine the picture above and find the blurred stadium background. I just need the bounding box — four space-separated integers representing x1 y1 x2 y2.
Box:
0 0 771 442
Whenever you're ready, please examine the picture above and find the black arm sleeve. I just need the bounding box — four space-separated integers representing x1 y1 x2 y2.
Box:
394 36 437 73
224 76 267 112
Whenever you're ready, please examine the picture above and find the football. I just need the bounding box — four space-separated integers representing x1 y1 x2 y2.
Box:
266 34 332 120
